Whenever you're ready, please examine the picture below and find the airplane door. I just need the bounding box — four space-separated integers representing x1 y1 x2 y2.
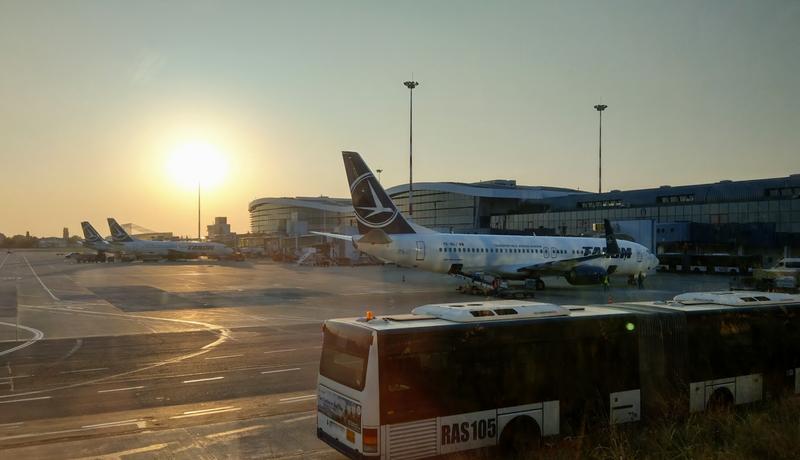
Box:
543 247 550 258
636 250 643 263
416 241 425 261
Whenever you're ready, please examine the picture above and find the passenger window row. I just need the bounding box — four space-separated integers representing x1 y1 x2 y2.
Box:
437 247 579 255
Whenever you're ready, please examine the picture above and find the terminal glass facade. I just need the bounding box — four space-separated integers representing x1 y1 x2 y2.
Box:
250 202 354 235
391 191 477 232
492 198 800 238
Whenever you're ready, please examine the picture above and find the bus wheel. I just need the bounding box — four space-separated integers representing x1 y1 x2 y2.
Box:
498 416 541 458
707 388 734 412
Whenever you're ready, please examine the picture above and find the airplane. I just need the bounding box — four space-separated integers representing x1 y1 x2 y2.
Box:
80 221 112 252
314 151 660 289
106 218 235 260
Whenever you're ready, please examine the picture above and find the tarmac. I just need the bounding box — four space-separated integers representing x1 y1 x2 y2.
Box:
0 250 731 459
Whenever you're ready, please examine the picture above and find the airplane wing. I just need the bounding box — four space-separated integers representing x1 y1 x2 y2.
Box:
518 219 621 275
516 253 607 275
310 231 353 242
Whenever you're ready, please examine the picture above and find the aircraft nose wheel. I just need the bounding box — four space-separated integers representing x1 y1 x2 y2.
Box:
535 279 545 290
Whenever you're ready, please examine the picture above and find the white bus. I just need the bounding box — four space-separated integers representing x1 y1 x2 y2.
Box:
317 293 800 459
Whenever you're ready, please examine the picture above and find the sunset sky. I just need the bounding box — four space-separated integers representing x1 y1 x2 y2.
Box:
1 1 798 237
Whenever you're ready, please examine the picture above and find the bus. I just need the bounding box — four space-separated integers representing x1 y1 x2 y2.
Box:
316 293 800 459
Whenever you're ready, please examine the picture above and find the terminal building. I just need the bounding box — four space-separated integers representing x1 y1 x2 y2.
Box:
248 175 800 263
246 196 359 261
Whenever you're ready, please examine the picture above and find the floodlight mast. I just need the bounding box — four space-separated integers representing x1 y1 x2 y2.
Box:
404 80 419 215
594 104 608 194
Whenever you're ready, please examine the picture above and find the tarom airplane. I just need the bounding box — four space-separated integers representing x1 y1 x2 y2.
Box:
315 151 660 289
106 218 234 260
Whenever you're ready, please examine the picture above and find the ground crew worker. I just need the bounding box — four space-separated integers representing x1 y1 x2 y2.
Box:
602 275 610 291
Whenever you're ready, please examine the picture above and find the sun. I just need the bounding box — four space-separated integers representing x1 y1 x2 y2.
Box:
166 141 229 189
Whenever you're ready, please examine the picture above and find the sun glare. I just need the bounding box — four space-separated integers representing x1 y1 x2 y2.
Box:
166 141 229 189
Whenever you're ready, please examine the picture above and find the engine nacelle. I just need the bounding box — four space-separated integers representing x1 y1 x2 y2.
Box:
565 265 608 285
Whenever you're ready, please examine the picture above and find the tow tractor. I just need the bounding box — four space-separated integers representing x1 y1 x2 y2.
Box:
455 273 538 299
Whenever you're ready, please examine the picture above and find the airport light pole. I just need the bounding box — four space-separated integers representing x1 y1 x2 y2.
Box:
404 79 419 215
594 104 608 194
376 169 383 183
197 181 201 241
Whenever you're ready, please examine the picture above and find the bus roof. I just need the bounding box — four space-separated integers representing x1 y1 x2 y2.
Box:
334 300 630 332
329 292 800 332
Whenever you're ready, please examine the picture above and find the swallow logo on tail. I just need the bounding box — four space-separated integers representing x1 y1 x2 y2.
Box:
343 151 416 235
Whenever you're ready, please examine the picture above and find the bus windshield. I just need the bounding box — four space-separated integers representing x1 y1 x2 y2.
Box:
320 322 372 390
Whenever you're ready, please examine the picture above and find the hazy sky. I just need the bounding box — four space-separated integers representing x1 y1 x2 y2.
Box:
1 0 798 237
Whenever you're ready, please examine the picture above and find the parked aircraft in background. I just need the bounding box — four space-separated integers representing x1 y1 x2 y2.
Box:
105 218 234 260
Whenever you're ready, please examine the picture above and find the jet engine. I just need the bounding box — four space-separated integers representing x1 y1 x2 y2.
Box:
565 265 608 285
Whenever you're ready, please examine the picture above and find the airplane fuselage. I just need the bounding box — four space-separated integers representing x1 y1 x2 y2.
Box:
110 240 233 259
356 233 658 280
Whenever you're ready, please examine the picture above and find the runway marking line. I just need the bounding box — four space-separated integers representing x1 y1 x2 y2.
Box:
97 385 145 393
170 406 241 419
21 254 60 301
0 396 52 404
1 304 230 400
263 348 296 354
0 321 45 357
60 367 109 374
261 367 301 375
182 376 224 384
205 424 266 439
90 443 170 459
181 406 237 415
82 419 143 429
204 354 244 360
283 413 316 424
279 394 316 403
0 422 23 428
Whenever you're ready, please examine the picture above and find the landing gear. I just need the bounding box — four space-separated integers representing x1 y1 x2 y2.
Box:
535 278 545 291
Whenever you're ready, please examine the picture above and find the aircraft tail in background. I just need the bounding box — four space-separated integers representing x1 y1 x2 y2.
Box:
107 218 135 243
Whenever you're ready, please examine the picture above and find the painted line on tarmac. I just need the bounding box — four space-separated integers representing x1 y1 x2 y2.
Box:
261 367 301 375
0 321 45 357
0 396 52 404
0 253 9 271
82 419 145 429
264 348 297 354
0 422 24 429
90 443 170 459
182 376 224 384
205 424 266 439
204 354 243 360
0 305 230 400
60 367 108 374
21 254 60 301
170 406 241 419
283 413 316 424
97 385 145 393
279 394 316 403
0 419 148 443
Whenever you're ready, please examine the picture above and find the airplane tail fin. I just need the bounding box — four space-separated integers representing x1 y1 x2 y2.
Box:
603 219 620 256
107 218 135 243
342 151 417 235
81 221 105 243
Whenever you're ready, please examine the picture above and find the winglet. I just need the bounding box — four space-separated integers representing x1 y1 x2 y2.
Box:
603 219 620 256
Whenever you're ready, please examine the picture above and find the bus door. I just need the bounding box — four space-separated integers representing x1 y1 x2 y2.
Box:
416 241 425 261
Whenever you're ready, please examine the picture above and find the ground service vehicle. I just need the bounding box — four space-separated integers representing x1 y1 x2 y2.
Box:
753 258 800 292
317 293 800 459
